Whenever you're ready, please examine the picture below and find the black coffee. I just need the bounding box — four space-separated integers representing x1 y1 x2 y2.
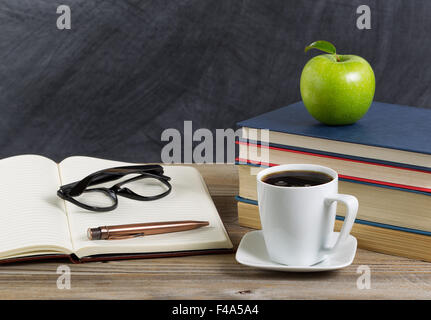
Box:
262 170 333 187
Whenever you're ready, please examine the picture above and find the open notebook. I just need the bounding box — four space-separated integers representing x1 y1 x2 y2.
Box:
0 155 233 263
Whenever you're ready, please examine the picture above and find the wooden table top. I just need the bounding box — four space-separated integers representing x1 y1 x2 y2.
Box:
1 164 431 299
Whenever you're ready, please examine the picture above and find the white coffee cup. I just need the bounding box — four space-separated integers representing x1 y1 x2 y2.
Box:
257 164 358 266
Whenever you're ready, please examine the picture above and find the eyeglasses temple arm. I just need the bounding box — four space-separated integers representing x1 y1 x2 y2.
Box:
67 166 166 196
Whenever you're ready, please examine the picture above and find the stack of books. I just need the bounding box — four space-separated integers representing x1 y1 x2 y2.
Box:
236 101 431 261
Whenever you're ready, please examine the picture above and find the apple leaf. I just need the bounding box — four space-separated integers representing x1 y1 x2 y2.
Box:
304 40 336 54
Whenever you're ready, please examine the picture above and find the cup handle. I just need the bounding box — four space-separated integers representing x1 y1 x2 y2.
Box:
323 194 358 253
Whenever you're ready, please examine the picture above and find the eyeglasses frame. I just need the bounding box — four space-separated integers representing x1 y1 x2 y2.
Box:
57 165 172 212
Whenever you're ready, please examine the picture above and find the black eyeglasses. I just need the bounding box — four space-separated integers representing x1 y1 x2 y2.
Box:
57 165 172 212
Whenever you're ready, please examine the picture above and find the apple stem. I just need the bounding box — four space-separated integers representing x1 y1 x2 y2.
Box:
335 54 340 62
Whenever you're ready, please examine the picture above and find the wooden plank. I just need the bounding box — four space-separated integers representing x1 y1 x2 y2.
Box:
0 164 431 299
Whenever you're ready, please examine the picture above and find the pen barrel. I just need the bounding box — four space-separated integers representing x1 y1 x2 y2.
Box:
88 220 209 240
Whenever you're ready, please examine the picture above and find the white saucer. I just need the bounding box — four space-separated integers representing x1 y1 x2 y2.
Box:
235 230 357 272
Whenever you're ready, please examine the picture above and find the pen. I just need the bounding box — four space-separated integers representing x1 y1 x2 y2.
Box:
87 220 210 240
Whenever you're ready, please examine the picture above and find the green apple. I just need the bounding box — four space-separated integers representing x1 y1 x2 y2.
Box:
300 40 375 125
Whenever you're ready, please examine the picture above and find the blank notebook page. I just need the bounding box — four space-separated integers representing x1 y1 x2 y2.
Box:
59 156 232 258
0 155 72 259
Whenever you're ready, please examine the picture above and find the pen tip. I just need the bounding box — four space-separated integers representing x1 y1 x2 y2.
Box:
88 227 102 240
87 228 93 240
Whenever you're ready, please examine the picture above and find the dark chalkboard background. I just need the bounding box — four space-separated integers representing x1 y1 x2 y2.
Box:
1 0 430 163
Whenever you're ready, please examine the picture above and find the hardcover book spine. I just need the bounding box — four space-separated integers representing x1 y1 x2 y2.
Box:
236 141 431 194
237 137 431 172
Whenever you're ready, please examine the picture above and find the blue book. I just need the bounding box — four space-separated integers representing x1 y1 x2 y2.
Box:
237 101 431 170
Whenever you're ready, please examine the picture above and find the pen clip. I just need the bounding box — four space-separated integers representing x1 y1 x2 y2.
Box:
107 233 145 240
